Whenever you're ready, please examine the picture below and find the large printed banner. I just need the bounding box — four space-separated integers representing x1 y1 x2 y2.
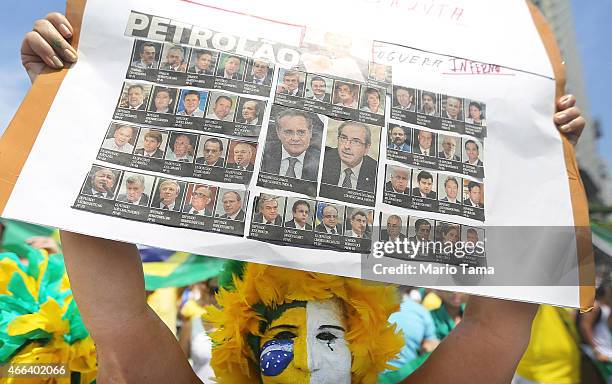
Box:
0 0 594 308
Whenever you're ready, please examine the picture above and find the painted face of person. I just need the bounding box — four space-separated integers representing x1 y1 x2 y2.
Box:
418 131 433 150
203 140 222 165
350 214 367 236
113 127 133 147
143 135 161 153
277 115 312 157
233 144 253 167
173 135 191 157
223 192 241 215
418 177 433 195
128 87 144 108
141 46 156 65
241 101 258 121
191 187 211 210
311 80 326 97
224 57 241 75
259 299 351 384
213 98 232 120
159 183 179 205
386 217 402 239
445 179 458 200
391 170 409 192
126 182 144 203
445 97 461 119
469 185 482 204
338 124 370 168
183 94 200 115
416 223 431 241
283 74 299 92
93 170 115 192
262 200 279 222
322 206 338 229
293 204 309 226
390 127 406 146
166 49 184 67
154 91 172 112
196 53 212 71
395 88 411 108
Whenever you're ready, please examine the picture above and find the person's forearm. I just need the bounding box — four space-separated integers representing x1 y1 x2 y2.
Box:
60 231 148 341
404 297 537 383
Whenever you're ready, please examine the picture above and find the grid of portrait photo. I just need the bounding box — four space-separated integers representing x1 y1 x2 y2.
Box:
73 165 248 236
378 212 486 266
249 193 374 253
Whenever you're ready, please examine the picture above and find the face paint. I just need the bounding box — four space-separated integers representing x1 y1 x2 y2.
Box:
259 299 351 384
261 339 294 377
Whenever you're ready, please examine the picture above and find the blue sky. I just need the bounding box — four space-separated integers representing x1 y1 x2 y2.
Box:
0 0 610 171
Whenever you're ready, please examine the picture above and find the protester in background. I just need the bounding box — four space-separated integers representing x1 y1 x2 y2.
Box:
579 284 612 382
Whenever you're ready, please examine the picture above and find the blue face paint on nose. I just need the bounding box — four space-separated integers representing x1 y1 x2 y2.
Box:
260 339 294 376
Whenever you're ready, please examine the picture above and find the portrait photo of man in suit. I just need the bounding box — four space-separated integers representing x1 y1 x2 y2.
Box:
344 209 370 239
82 167 119 199
216 54 244 80
151 179 184 211
440 176 460 204
165 133 195 163
411 170 437 199
119 83 151 111
216 190 246 221
195 136 226 167
148 86 177 115
276 69 304 97
177 90 207 118
321 121 378 193
226 141 255 171
419 91 438 116
412 129 436 157
392 86 415 111
188 49 217 75
244 59 273 86
463 139 484 166
159 44 188 72
101 123 136 154
235 99 263 126
284 199 313 231
205 94 235 122
438 135 460 161
260 108 321 181
332 81 359 109
442 95 464 121
183 185 214 216
464 181 484 208
315 203 343 235
387 125 411 152
305 75 331 103
117 174 150 206
408 218 432 244
134 130 165 159
130 40 160 69
385 166 411 194
252 194 283 226
380 214 406 242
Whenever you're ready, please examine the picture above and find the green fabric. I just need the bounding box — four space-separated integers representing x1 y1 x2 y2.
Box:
217 259 246 290
378 353 431 383
593 359 612 379
430 304 462 340
0 219 54 257
143 254 226 290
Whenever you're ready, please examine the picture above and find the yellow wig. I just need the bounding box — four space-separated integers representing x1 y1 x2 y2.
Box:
204 262 403 383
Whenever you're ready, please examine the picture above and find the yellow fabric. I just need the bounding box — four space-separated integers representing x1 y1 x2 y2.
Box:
142 252 190 277
421 292 441 310
516 306 580 384
180 299 207 320
8 300 68 336
147 287 178 335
